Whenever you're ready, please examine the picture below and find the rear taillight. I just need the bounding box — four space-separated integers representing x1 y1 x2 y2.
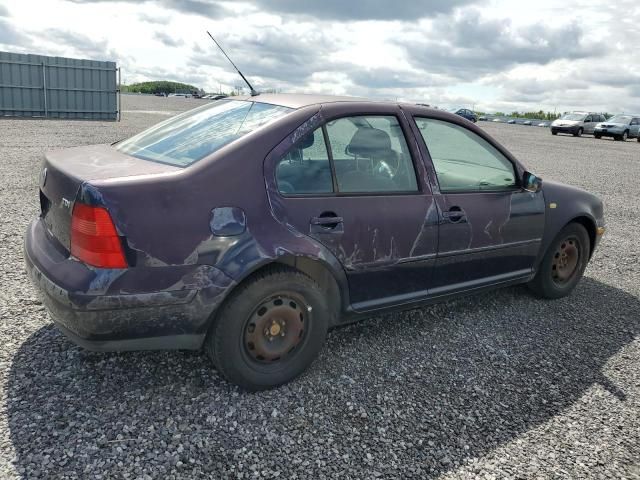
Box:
70 203 127 268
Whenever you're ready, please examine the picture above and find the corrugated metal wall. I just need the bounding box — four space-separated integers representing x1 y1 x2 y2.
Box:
0 51 119 121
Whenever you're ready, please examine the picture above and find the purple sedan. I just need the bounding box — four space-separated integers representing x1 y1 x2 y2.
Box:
25 94 605 390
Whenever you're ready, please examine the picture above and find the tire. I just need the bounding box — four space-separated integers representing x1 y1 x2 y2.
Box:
574 128 583 137
594 134 602 139
637 135 640 143
621 130 628 141
206 267 329 391
551 130 558 135
528 223 590 299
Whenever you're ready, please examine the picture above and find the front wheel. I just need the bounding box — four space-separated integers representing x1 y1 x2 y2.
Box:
574 128 583 137
206 268 329 391
594 134 602 139
528 223 590 299
621 130 628 141
551 130 558 135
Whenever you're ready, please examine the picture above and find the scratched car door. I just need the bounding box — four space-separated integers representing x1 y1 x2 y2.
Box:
413 116 545 294
270 104 439 310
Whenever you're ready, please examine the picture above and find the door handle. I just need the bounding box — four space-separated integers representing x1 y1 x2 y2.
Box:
442 207 466 223
310 216 344 226
310 212 344 233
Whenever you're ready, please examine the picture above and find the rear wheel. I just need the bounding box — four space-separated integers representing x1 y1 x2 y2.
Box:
206 268 329 391
528 223 590 299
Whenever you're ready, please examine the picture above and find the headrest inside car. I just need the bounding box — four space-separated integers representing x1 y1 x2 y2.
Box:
347 127 392 157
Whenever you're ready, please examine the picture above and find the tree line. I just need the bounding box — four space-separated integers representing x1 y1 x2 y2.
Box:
121 81 202 95
476 110 613 120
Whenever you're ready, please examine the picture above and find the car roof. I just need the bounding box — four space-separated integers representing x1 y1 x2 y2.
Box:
230 93 373 109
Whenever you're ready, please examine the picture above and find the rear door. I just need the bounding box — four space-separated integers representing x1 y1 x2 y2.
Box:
410 115 545 294
271 103 439 310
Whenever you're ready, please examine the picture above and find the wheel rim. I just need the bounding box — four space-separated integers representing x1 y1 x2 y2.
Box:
622 132 627 141
243 294 307 363
551 237 581 285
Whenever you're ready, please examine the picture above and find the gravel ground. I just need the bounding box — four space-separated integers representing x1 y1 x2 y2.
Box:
0 95 639 479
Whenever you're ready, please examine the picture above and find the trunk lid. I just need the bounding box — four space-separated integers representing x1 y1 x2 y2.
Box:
39 144 180 251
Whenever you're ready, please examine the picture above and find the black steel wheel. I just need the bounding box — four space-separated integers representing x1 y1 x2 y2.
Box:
243 293 307 364
206 268 329 391
528 222 590 299
550 237 580 286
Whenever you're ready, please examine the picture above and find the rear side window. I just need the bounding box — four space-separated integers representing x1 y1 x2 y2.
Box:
115 100 292 167
415 118 516 192
325 115 418 193
276 128 333 194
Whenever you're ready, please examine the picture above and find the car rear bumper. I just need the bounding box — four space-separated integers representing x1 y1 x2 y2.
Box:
24 218 235 351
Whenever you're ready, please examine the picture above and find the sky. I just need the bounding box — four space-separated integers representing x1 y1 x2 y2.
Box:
1 0 639 113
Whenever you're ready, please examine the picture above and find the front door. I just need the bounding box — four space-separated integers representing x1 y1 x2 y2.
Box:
412 116 545 294
272 107 439 309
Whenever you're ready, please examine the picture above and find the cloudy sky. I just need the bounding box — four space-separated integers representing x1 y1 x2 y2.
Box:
1 0 639 113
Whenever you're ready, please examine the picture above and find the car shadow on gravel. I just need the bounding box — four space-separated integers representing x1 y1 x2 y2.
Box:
6 277 639 478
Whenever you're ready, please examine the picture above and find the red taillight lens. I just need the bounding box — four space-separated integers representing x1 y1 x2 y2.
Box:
70 203 127 268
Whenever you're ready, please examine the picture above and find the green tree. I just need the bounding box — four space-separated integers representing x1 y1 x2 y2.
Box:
125 81 200 95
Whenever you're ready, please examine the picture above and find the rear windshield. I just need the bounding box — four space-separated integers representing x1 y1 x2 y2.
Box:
114 100 292 167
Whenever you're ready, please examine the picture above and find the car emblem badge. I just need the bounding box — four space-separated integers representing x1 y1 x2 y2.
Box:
62 198 71 209
41 167 47 187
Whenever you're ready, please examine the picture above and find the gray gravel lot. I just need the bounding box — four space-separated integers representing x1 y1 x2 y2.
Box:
0 95 639 479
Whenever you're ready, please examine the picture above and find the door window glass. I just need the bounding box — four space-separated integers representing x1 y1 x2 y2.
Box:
325 116 418 193
415 118 516 192
276 128 333 195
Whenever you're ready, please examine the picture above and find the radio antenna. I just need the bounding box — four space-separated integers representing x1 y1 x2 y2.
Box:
206 31 258 96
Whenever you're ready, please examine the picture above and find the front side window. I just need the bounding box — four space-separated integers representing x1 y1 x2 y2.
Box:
415 118 516 192
276 128 333 195
115 100 292 167
325 115 418 193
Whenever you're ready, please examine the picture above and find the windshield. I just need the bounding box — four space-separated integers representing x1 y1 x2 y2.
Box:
115 100 292 166
560 113 586 121
607 115 632 124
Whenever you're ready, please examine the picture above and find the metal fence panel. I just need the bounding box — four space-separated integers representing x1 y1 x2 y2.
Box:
0 51 119 121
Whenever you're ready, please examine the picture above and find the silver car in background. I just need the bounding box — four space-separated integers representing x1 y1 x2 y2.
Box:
550 112 606 137
594 115 640 141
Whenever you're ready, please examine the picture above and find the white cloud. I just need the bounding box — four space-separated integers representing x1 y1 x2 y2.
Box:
0 0 638 113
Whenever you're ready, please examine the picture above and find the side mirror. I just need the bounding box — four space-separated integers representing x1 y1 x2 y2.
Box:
523 171 542 193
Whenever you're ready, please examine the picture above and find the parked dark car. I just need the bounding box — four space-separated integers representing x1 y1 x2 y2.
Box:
25 94 605 390
448 107 477 123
